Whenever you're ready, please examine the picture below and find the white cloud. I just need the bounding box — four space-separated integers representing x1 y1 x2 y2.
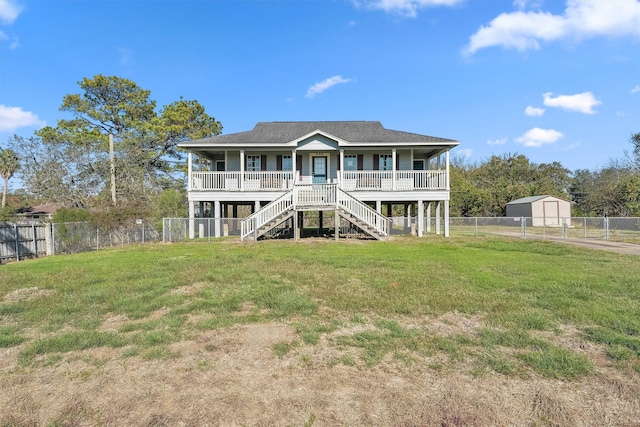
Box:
0 0 21 24
487 137 508 146
352 0 463 18
0 104 45 132
632 85 640 93
306 75 352 99
515 127 564 147
464 0 640 55
525 106 545 116
542 91 600 114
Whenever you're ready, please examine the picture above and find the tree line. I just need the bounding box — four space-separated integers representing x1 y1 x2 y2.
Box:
1 75 639 223
449 134 640 217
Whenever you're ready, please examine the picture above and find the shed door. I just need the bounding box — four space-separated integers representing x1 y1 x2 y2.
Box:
543 201 559 226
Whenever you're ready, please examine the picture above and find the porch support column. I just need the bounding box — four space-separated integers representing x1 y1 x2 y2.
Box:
445 150 450 190
214 200 221 238
404 204 410 230
240 150 245 191
254 200 261 213
444 200 450 237
436 201 441 236
188 201 195 239
294 209 299 241
426 202 432 233
417 200 424 237
335 209 339 240
376 200 382 214
187 152 193 191
292 150 297 182
392 148 396 191
339 149 344 185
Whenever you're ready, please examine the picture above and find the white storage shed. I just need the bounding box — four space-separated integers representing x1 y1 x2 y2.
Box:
506 195 571 227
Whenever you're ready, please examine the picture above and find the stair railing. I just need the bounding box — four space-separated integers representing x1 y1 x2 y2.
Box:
336 187 390 237
241 190 294 241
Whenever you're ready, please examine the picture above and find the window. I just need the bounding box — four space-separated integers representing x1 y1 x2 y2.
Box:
344 155 357 171
413 160 424 171
379 154 393 171
282 155 292 171
246 155 260 172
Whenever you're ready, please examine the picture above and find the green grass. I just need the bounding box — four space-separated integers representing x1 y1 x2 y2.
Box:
1 237 639 379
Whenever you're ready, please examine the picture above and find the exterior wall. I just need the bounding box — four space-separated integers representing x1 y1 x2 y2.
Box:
198 150 440 175
506 204 532 218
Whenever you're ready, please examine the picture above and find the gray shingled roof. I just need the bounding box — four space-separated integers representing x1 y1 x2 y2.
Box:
181 121 458 146
507 195 570 205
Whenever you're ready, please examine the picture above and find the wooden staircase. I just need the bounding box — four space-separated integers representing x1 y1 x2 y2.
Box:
241 184 390 241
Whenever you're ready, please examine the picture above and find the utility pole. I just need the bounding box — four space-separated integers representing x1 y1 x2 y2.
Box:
109 133 116 206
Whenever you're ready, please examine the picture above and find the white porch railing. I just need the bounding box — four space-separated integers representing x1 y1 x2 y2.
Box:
340 170 447 191
294 184 338 207
191 171 295 192
191 170 446 192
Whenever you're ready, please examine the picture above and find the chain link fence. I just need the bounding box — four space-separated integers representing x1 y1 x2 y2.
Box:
52 222 160 254
449 217 640 242
162 216 640 243
1 221 160 263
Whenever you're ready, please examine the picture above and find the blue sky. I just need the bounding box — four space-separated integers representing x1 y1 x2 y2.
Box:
1 0 639 176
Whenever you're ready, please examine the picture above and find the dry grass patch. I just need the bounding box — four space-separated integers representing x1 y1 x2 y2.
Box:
2 287 54 302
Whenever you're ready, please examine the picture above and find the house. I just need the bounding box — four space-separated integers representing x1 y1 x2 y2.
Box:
506 195 572 227
17 204 59 222
178 121 459 240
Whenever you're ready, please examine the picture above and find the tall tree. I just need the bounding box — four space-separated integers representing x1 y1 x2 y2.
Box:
28 75 222 211
0 147 20 207
630 132 640 170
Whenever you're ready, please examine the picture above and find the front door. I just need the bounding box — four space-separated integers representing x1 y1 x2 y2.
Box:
312 156 327 184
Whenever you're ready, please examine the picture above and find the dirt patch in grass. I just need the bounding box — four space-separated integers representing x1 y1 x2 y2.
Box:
1 320 639 426
98 314 130 332
2 287 54 302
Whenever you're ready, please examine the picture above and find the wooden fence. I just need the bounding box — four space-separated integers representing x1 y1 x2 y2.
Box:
0 222 50 262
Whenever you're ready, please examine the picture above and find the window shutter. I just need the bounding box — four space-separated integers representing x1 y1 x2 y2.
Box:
396 154 400 170
373 154 379 170
276 155 282 171
260 155 267 171
296 155 302 172
357 155 363 171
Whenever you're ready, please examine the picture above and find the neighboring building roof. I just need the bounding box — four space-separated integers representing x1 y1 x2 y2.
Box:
180 121 458 147
507 195 569 205
18 203 60 217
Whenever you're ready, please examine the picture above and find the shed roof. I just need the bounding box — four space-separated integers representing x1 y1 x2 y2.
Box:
180 121 458 147
506 195 569 205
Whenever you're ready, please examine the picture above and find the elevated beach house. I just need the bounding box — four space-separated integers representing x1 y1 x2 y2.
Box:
178 121 459 240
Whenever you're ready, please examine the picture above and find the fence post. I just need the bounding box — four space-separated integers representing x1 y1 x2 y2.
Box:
475 217 478 238
604 216 609 240
32 224 37 257
584 218 587 239
521 217 526 239
96 228 100 250
14 223 19 261
562 218 567 239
